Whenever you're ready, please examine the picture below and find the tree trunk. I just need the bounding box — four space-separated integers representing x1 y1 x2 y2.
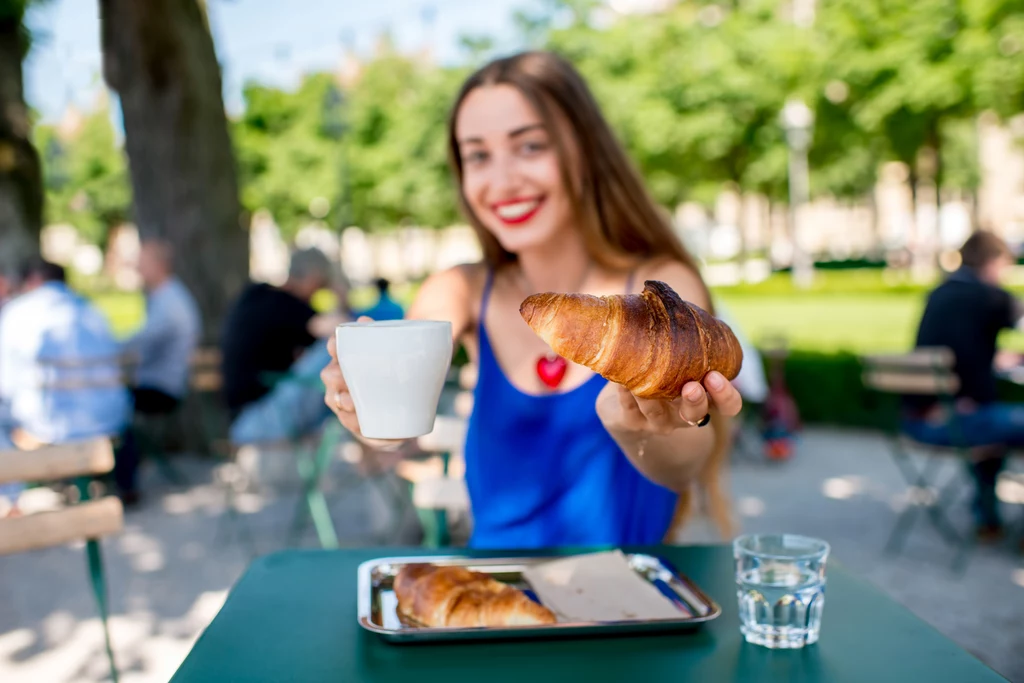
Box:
931 122 943 267
733 183 748 275
867 191 882 259
0 9 43 275
970 187 980 232
100 0 247 342
906 165 919 273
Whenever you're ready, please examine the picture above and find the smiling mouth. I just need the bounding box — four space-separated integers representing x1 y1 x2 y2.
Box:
492 197 544 225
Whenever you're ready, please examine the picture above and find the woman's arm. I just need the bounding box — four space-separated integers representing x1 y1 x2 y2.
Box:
595 259 743 492
321 264 479 446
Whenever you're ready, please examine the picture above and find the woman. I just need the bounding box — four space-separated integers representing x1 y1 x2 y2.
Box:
322 51 743 549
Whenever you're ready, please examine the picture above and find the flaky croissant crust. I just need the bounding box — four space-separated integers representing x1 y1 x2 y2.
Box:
393 564 557 628
520 280 743 399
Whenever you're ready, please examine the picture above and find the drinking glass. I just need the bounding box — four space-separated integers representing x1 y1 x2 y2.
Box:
733 533 830 649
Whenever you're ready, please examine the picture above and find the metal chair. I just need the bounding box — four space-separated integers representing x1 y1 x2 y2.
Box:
862 346 975 573
0 438 123 682
412 415 470 547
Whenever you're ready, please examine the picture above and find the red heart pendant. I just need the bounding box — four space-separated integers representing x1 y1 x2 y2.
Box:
536 354 568 389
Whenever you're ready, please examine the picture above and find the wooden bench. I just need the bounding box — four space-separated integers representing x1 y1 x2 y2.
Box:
861 346 974 572
0 438 122 681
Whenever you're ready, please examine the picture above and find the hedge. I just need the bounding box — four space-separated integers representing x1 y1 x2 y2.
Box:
767 349 1024 431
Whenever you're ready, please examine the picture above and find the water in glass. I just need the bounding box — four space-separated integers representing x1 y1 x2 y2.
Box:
734 534 829 649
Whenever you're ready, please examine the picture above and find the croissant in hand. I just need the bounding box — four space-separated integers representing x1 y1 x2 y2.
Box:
519 280 743 400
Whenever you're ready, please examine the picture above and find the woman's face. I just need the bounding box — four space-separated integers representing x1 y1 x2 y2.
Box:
455 84 576 256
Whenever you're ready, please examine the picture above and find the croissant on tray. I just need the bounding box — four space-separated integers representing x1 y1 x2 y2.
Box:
519 280 743 400
393 564 558 628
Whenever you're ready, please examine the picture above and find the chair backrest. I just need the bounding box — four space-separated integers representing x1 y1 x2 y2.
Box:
861 347 959 396
417 415 468 456
35 353 136 391
0 438 124 555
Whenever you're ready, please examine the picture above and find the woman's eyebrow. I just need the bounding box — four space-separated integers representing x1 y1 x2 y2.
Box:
458 123 545 146
508 123 545 138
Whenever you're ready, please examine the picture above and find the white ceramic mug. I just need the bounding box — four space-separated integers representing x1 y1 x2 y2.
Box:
334 320 453 439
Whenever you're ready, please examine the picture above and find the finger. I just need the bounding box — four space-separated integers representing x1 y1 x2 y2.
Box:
678 382 710 424
635 397 677 434
703 371 743 417
357 315 374 323
616 384 647 431
319 359 347 394
322 385 361 434
326 335 338 361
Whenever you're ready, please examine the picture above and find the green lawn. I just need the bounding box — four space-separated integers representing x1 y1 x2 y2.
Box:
88 269 1024 354
90 290 145 339
716 270 1024 353
716 293 922 353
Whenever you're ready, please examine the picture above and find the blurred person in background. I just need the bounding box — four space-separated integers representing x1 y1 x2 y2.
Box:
904 231 1024 541
230 269 354 445
221 247 340 419
115 238 201 504
0 258 131 504
321 51 743 549
0 271 18 514
359 277 405 321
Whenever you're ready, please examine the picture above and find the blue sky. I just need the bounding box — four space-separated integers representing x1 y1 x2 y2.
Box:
23 0 533 122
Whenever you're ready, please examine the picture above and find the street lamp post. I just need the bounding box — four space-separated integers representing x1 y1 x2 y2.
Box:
781 99 815 288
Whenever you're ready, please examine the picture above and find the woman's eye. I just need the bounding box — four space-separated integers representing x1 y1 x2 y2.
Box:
463 150 488 165
520 140 548 155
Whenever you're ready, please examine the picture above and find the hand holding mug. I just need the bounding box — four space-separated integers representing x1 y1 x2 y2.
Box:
322 318 453 441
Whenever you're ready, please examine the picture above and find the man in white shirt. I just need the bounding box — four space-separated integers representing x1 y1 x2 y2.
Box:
0 259 131 446
117 239 201 503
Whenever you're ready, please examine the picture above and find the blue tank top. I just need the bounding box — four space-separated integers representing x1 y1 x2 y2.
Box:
464 272 679 549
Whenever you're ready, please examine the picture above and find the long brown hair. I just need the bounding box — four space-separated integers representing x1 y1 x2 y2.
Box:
449 53 733 538
447 51 702 278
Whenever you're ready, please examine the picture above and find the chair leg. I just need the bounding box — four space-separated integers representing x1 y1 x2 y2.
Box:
886 440 976 572
287 449 314 545
885 441 921 556
86 539 119 683
885 504 920 556
885 444 945 555
289 435 341 549
213 468 257 557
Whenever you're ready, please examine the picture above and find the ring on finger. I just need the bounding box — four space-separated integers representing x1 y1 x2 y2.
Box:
334 392 345 409
682 412 711 428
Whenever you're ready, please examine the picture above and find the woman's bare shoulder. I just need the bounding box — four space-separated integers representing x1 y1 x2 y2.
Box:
636 257 710 309
409 262 489 327
421 262 488 297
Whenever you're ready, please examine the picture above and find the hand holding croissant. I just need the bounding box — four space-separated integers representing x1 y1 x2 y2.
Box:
520 279 744 432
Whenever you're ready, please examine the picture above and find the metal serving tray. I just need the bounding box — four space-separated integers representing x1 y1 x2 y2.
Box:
357 553 721 642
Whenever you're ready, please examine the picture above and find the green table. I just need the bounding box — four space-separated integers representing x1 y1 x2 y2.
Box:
171 546 1005 683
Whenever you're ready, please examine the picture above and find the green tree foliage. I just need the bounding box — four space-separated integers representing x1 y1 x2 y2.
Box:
541 1 810 206
30 0 1024 245
233 72 343 238
233 50 465 239
34 105 130 246
814 0 1023 197
343 51 466 231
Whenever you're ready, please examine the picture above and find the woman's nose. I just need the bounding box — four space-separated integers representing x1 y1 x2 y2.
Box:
488 152 518 192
